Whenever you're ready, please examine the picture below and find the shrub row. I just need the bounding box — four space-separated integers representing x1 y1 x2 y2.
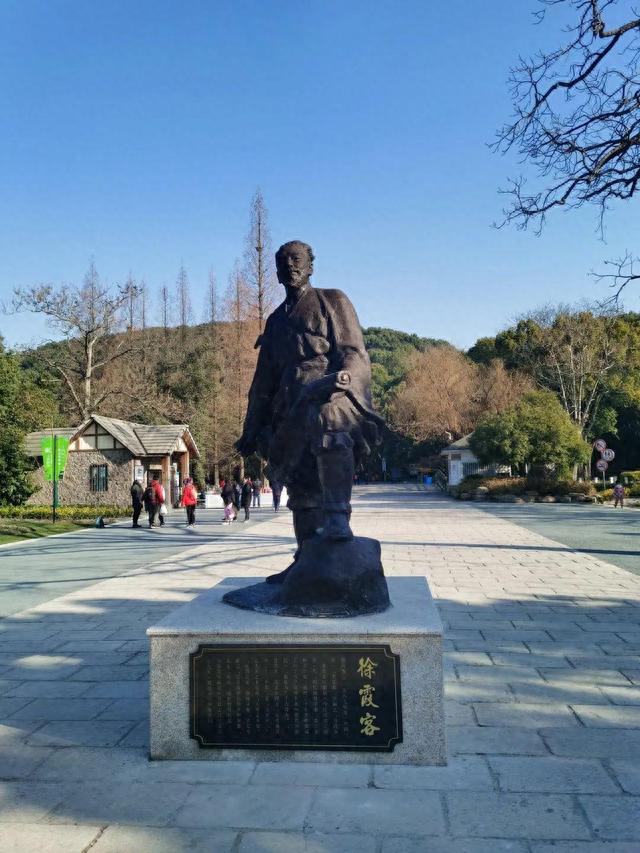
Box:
0 505 131 520
452 476 595 499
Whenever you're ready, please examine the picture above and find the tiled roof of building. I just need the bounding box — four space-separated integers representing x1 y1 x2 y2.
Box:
24 416 200 458
23 428 77 456
441 434 473 453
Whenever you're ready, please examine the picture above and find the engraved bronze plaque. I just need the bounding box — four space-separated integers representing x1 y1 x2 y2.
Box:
190 643 402 751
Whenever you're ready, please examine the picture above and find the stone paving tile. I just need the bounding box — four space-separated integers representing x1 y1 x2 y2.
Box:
251 762 369 788
382 839 529 853
5 681 90 698
444 701 476 725
446 791 591 840
474 702 580 728
96 698 147 720
490 653 573 668
567 656 640 670
33 746 147 781
446 682 514 702
579 795 640 840
531 843 640 852
68 664 148 681
173 784 313 830
0 698 31 717
56 640 126 652
572 704 640 728
510 681 610 704
0 823 101 852
448 725 549 756
0 744 53 780
489 756 618 793
141 759 255 785
115 719 148 747
0 719 48 744
541 728 640 759
306 787 445 835
1 663 78 681
9 697 112 720
454 664 544 683
92 825 237 853
82 680 149 698
373 756 492 790
539 668 631 686
238 831 376 853
49 780 194 826
26 720 135 747
621 669 640 684
609 760 640 794
0 780 71 822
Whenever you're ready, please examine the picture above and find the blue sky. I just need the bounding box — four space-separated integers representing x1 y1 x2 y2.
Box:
1 0 639 350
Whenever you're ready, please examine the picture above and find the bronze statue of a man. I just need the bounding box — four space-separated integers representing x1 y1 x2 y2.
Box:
236 240 383 558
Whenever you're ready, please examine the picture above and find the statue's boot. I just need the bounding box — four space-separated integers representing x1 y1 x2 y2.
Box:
317 446 354 540
266 506 322 584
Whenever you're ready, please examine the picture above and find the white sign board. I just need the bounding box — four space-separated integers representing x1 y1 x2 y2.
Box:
134 464 144 482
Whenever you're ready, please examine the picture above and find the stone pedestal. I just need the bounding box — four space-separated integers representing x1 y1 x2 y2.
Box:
147 576 446 765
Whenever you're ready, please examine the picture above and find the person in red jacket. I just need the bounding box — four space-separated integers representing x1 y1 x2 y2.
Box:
181 477 198 526
151 474 166 527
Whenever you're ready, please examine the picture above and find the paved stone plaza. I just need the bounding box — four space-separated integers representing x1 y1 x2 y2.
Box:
0 485 639 851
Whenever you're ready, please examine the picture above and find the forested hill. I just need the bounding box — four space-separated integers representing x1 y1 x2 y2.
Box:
363 326 449 414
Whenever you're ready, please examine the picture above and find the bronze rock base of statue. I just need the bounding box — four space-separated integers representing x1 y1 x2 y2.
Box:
222 535 391 618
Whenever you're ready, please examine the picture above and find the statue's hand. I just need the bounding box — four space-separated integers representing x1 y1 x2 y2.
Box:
236 434 257 457
296 371 352 407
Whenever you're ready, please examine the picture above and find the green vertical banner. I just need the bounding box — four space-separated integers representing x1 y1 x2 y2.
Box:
40 437 55 481
41 434 70 521
55 437 70 476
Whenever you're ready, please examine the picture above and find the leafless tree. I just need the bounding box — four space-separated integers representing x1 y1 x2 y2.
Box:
205 269 223 484
125 273 137 331
140 280 148 331
224 264 255 479
176 265 192 343
159 284 171 338
243 189 277 334
594 250 640 301
11 262 138 420
495 1 640 233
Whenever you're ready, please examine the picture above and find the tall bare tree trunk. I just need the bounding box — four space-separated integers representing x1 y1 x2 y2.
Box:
176 265 191 344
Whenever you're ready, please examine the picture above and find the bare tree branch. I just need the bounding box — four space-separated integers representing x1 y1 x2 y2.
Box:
495 0 640 232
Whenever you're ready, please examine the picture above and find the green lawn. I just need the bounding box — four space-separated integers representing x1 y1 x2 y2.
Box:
0 518 92 545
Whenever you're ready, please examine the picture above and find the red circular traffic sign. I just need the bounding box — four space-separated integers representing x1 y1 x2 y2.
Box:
596 459 608 472
594 439 607 453
602 448 615 462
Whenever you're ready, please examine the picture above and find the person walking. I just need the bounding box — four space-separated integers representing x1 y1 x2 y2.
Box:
252 478 262 508
130 479 144 528
613 481 625 508
271 479 282 512
181 477 198 526
143 481 157 528
241 477 252 521
151 474 166 527
220 479 237 522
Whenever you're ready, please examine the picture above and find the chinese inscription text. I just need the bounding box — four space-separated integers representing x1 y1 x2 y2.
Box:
190 644 402 751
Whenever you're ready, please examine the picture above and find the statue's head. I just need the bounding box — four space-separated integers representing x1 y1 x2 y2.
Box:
275 240 314 291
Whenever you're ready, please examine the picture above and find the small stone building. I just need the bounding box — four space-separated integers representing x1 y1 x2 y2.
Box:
440 434 510 486
24 415 199 508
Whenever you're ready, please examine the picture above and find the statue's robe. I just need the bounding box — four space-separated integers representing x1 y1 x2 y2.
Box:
241 286 382 485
